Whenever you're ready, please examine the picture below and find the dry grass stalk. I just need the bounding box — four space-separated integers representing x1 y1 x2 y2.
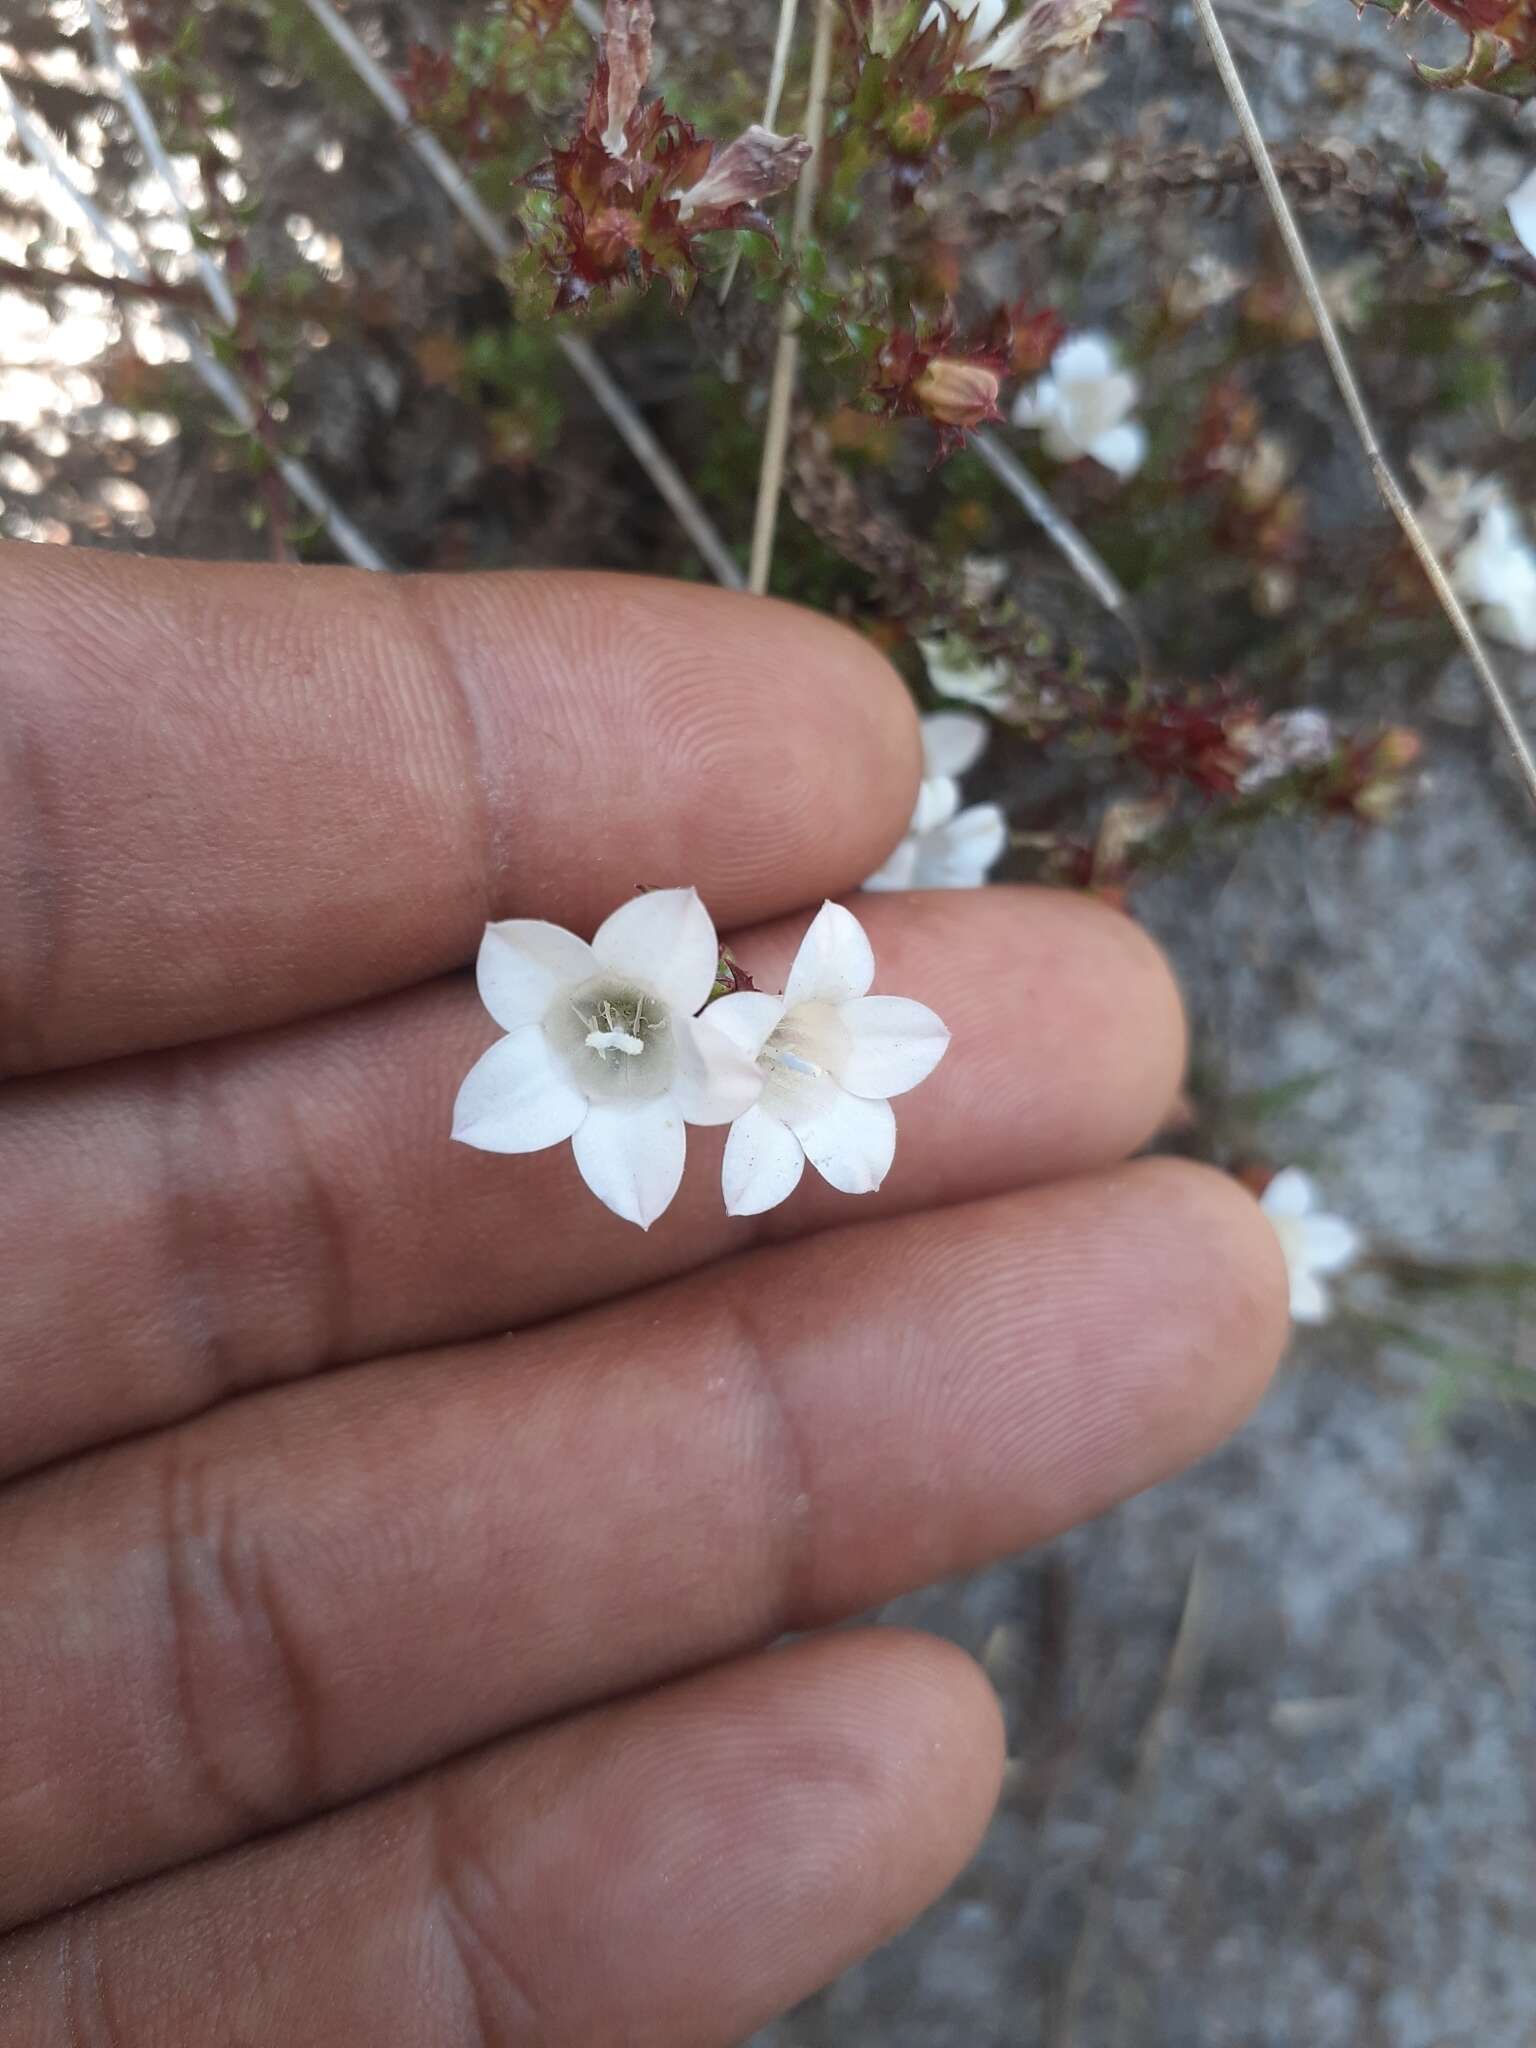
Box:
1192 0 1536 812
747 0 837 597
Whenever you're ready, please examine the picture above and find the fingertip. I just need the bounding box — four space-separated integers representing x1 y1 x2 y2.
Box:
761 1628 1006 1948
1015 888 1189 1152
1116 1156 1292 1460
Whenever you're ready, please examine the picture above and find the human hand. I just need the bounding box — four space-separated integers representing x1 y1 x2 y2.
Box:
0 546 1287 2045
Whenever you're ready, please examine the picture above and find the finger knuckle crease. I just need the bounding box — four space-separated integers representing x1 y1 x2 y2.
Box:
424 1784 553 2047
0 714 67 1078
154 1430 324 1834
722 1291 821 1626
49 1913 130 2048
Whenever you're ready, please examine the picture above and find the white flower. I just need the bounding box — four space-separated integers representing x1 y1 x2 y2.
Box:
708 901 950 1215
1012 331 1147 479
921 0 1010 51
1450 484 1536 654
1507 165 1536 261
919 633 1013 712
975 0 1114 69
1259 1168 1361 1325
863 712 1007 890
452 888 762 1230
1234 708 1336 793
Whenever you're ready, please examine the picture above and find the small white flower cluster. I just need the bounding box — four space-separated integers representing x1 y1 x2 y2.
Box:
863 712 1007 890
453 890 949 1229
1259 1168 1361 1325
1012 332 1147 480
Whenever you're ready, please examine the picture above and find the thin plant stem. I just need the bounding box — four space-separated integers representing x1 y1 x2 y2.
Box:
82 0 238 327
717 0 802 303
1191 0 1536 814
0 72 390 572
298 0 742 588
748 0 835 597
970 427 1149 668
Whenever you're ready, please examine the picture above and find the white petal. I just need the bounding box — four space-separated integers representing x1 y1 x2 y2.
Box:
1289 1268 1329 1325
701 990 785 1059
591 887 719 1014
1299 1214 1361 1275
571 1096 686 1229
910 803 1007 888
1508 165 1536 261
784 900 876 1007
1041 416 1088 463
861 838 920 892
837 996 951 1099
1011 375 1059 428
476 920 598 1032
1053 332 1116 385
1088 420 1148 480
921 710 989 779
451 1026 590 1154
722 1103 807 1216
788 1085 896 1196
1260 1167 1316 1221
911 775 962 834
670 1013 765 1125
922 643 1012 710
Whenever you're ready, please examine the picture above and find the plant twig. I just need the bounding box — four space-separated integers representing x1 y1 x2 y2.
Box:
0 71 390 572
717 0 802 304
971 427 1149 668
298 0 742 589
748 0 835 597
1191 0 1536 814
83 0 238 327
0 252 208 308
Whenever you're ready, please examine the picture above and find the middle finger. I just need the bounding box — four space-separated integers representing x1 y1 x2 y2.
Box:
0 889 1184 1480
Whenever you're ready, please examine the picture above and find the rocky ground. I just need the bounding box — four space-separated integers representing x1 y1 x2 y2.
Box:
756 735 1536 2048
756 8 1536 2043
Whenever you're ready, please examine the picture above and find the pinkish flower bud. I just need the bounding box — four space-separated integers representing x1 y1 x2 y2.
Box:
913 357 1002 428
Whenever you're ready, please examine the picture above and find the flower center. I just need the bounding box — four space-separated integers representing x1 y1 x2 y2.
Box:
546 978 676 1103
759 1001 850 1111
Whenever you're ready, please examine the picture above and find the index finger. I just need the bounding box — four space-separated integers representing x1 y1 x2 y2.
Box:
0 548 919 1076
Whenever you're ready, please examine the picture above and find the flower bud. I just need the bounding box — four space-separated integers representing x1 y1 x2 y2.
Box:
913 356 1002 428
888 99 939 155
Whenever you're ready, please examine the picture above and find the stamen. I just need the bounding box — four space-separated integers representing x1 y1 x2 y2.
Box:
773 1047 822 1078
586 1028 645 1056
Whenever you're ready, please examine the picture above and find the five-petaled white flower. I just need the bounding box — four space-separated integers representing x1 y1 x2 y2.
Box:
864 712 1007 890
1450 482 1536 655
1508 165 1536 262
452 888 761 1230
1012 331 1147 479
920 632 1013 712
707 901 951 1215
1259 1168 1361 1325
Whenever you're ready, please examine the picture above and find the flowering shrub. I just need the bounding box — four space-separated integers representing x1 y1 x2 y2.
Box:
3 0 1533 1356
